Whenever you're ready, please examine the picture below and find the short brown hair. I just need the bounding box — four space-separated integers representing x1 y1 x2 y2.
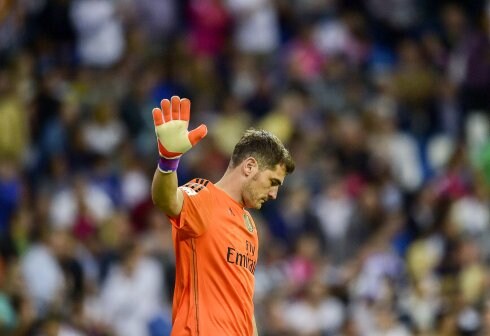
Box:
230 129 295 174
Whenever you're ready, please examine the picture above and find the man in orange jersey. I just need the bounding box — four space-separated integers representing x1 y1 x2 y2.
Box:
151 96 294 336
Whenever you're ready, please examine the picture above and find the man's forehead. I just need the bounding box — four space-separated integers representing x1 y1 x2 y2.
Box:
266 164 287 180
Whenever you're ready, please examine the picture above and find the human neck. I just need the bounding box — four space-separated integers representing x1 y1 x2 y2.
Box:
215 168 244 206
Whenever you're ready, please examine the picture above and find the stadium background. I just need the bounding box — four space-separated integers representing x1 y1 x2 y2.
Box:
0 0 490 335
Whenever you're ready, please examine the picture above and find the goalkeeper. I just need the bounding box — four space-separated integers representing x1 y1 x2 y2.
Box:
151 96 294 336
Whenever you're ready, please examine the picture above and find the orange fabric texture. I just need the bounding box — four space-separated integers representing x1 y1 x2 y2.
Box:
169 178 259 336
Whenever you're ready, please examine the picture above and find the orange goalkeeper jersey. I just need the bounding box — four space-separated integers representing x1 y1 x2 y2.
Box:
168 178 259 336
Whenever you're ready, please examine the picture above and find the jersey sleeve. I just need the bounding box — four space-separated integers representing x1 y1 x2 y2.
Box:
168 179 213 238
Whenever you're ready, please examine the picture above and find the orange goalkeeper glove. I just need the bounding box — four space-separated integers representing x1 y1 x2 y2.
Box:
152 96 207 173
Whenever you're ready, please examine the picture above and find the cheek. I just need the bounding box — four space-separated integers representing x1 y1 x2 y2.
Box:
248 183 260 200
244 181 260 201
242 180 253 199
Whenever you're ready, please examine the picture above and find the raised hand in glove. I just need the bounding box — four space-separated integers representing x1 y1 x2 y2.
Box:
152 96 207 173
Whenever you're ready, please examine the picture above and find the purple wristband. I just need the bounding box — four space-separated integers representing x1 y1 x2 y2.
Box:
158 157 180 173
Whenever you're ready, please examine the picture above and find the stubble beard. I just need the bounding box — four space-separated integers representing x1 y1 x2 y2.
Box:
243 174 263 209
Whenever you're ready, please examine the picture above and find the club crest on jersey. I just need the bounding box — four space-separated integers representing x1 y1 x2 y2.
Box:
243 214 254 233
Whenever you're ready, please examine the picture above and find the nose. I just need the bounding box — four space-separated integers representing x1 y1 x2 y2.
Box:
268 188 278 200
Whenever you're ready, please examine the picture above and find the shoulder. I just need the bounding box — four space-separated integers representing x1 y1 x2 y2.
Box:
180 178 213 196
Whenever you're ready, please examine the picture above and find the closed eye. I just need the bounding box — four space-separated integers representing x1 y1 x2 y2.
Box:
270 178 282 187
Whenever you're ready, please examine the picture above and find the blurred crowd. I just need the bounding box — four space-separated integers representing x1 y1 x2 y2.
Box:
0 0 490 335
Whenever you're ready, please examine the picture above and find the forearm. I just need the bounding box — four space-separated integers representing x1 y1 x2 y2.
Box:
151 169 183 217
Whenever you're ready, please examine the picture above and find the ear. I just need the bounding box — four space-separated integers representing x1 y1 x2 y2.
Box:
242 157 258 177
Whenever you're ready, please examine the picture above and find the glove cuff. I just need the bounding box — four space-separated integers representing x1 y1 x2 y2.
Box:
158 157 180 173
